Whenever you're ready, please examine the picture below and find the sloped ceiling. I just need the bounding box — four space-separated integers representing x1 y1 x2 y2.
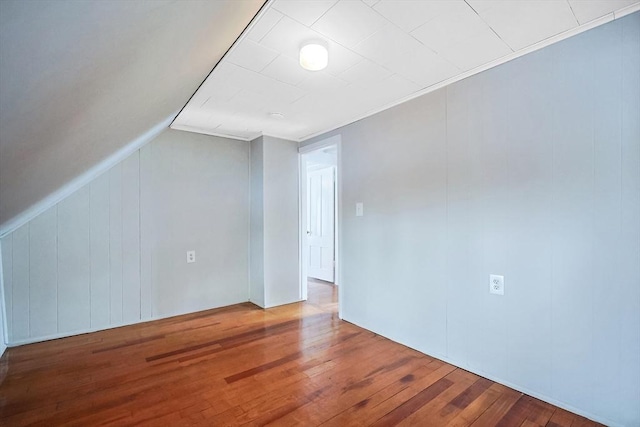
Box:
172 0 639 142
0 0 265 231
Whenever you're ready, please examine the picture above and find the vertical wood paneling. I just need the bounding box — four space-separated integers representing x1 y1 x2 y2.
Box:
57 186 90 332
121 152 141 323
321 14 638 427
590 22 624 422
504 49 553 397
478 68 509 381
90 174 110 329
109 164 123 324
402 92 447 359
462 79 485 375
1 236 13 339
550 32 595 411
11 224 30 341
619 13 640 426
28 206 58 337
139 144 153 320
250 138 265 308
150 131 250 317
262 136 303 308
445 81 472 367
2 129 253 346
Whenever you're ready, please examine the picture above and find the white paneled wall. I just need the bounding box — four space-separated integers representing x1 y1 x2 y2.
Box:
29 206 57 337
121 154 141 324
1 232 13 339
262 136 300 308
301 13 639 427
1 130 251 345
0 293 5 355
249 135 300 308
139 145 153 321
7 224 30 341
109 163 124 325
90 173 110 329
147 130 250 317
1 152 143 343
58 186 91 332
250 137 265 308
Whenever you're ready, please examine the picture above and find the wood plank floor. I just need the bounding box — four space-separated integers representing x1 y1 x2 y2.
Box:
0 280 602 426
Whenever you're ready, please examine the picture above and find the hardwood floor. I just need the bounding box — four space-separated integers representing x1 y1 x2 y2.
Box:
0 280 601 426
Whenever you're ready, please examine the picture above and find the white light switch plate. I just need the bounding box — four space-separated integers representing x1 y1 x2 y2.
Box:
356 202 364 217
187 250 196 263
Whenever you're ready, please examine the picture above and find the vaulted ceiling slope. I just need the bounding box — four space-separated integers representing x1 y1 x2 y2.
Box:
0 0 265 233
172 0 640 142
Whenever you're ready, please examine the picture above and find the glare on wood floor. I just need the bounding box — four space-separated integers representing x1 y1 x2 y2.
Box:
0 280 602 426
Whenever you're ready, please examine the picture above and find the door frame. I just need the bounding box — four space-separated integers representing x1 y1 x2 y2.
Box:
299 134 342 318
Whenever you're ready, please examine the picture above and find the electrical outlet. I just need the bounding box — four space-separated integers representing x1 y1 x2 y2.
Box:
356 202 364 217
187 250 196 263
489 274 504 295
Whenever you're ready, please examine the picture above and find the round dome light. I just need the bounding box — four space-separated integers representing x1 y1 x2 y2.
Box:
299 43 328 71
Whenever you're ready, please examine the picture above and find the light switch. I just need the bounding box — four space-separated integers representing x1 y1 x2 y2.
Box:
356 202 364 217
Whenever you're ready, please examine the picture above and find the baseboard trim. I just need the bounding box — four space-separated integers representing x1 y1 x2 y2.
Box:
264 297 303 309
340 315 623 427
6 298 251 347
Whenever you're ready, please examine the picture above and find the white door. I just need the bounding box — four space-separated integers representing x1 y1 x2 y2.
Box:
307 166 335 282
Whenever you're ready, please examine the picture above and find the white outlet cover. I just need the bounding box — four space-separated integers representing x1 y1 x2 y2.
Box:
356 202 364 217
489 274 504 295
187 250 196 263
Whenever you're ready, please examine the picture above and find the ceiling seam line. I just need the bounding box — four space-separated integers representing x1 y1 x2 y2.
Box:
566 0 580 26
463 0 515 52
255 13 284 44
308 1 338 27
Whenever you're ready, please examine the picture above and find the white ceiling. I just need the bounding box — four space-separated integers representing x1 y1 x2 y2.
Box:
0 0 265 229
172 0 640 142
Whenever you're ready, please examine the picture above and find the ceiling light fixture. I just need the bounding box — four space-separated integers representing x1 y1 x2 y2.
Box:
299 43 328 71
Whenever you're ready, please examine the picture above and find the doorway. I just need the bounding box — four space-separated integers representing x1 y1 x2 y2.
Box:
299 135 341 316
307 165 335 283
